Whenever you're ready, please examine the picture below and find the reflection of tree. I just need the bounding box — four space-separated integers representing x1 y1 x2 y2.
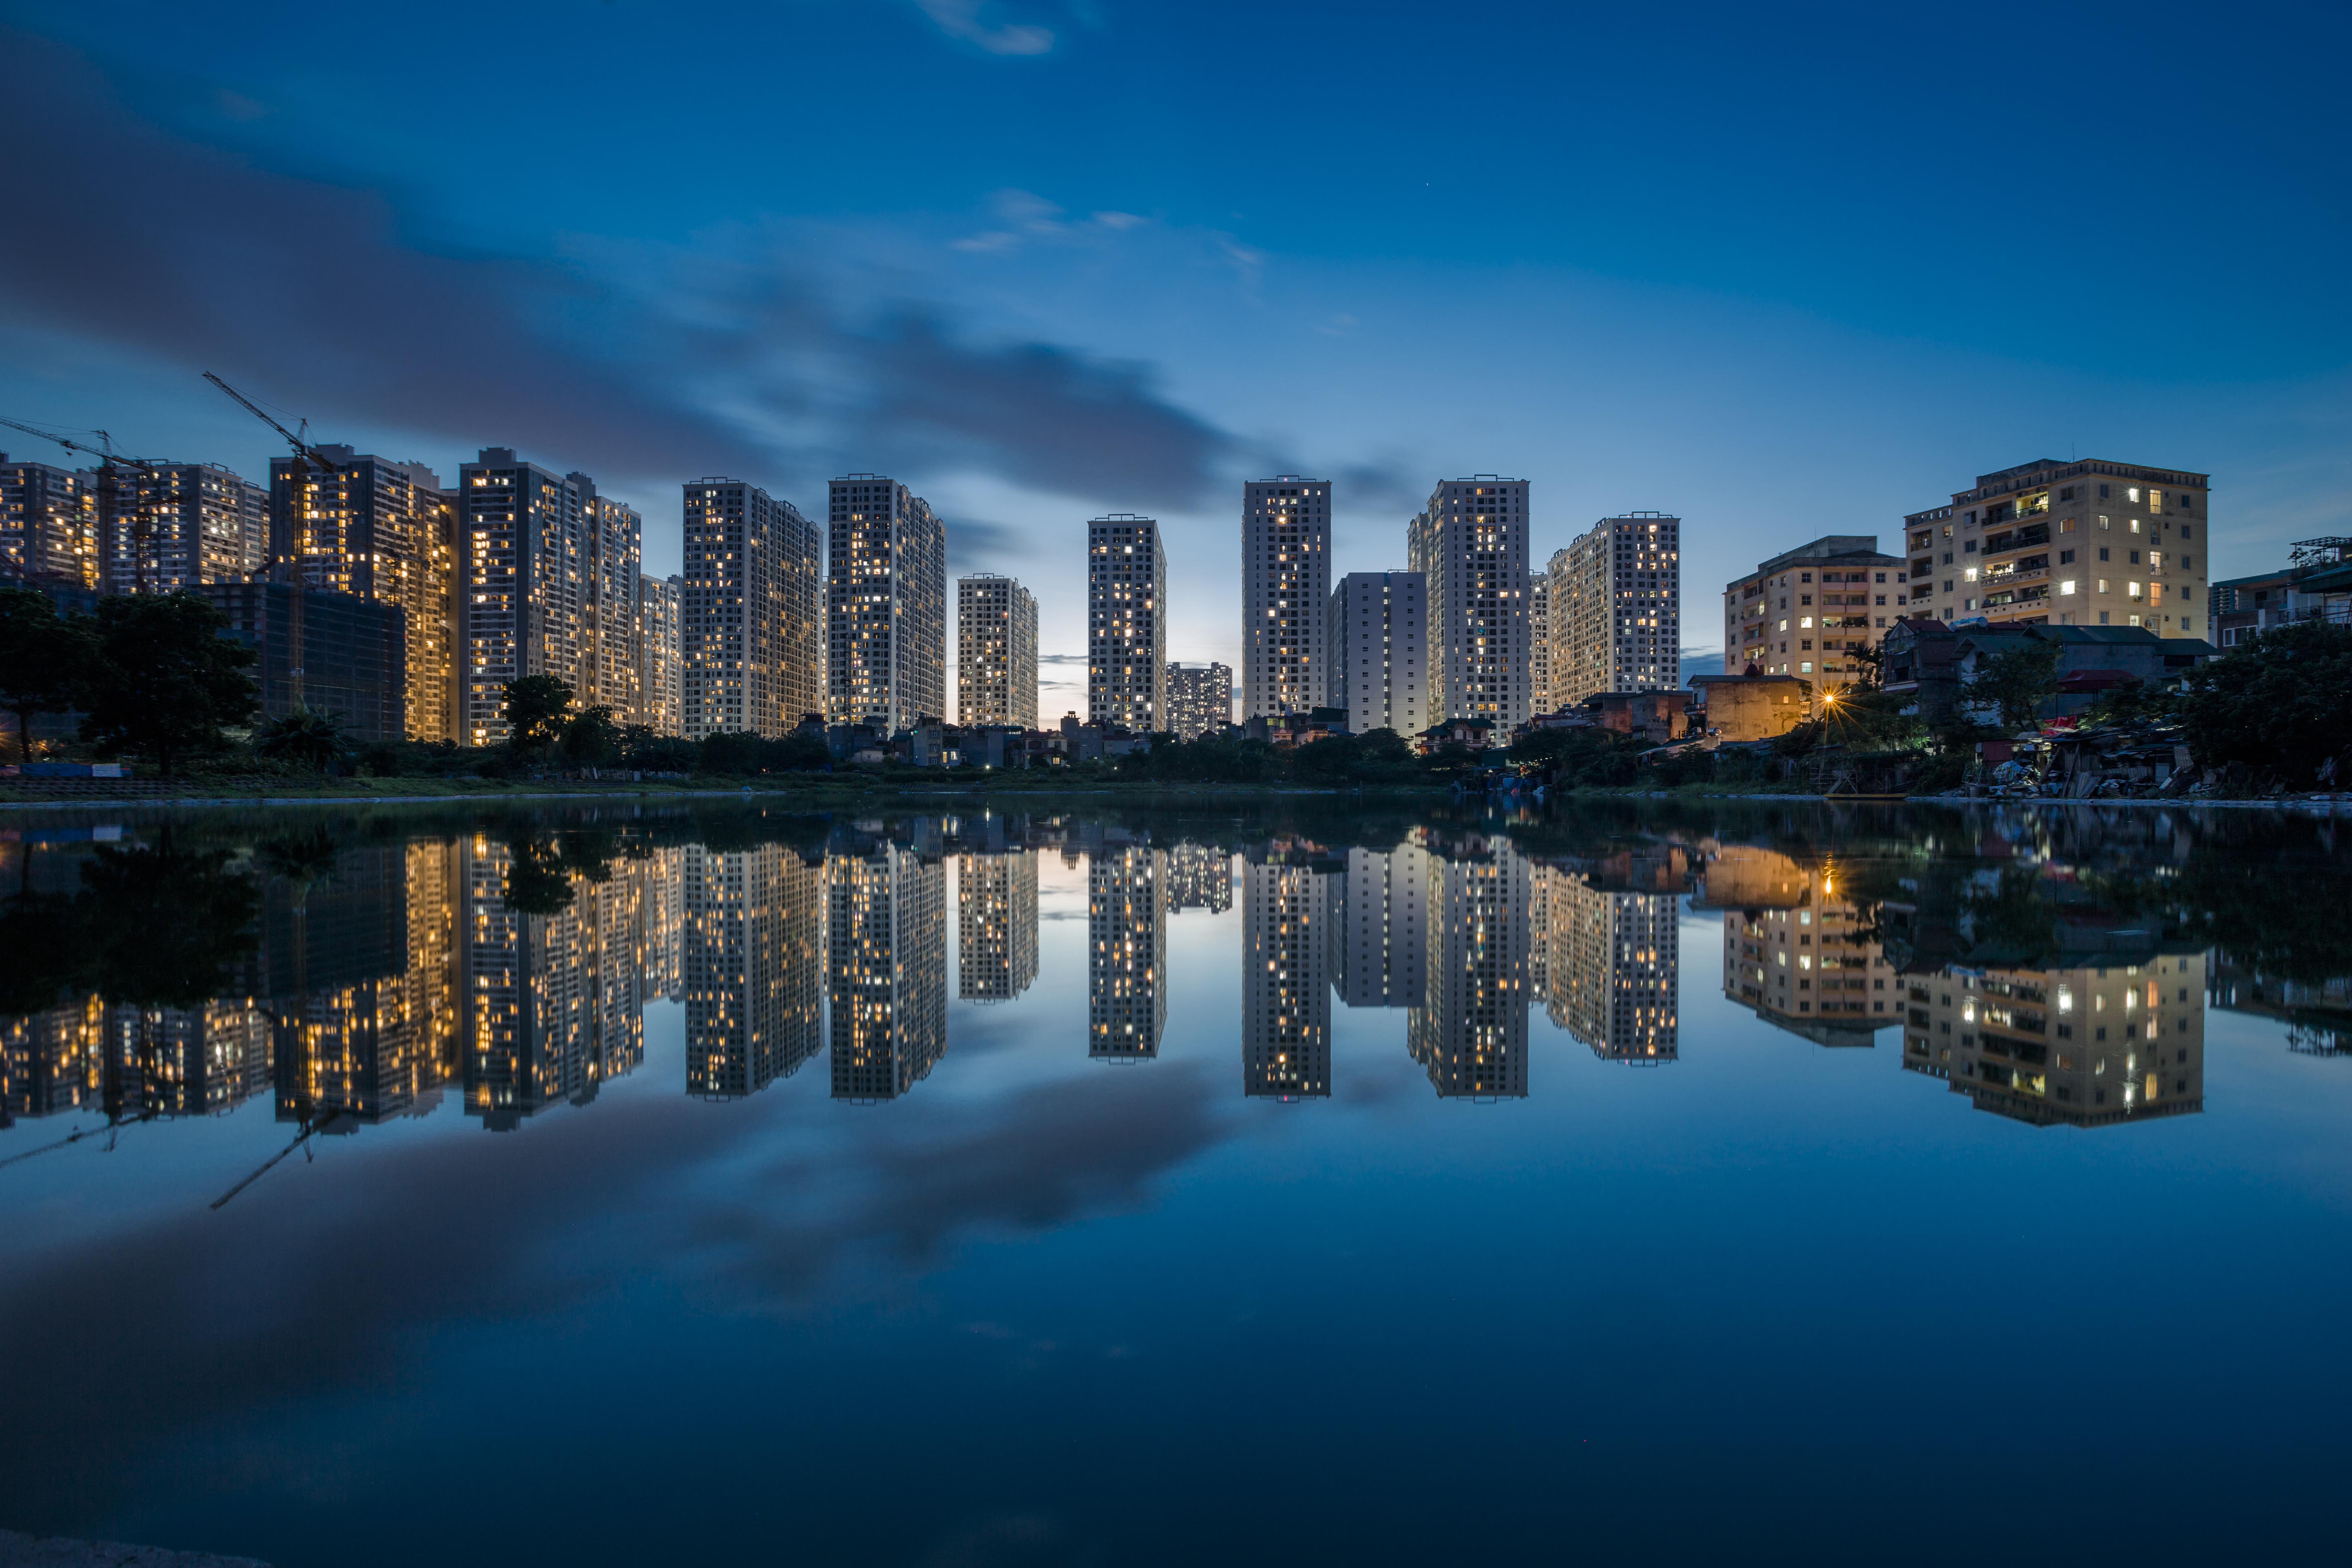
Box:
2167 849 2352 986
1956 867 2060 962
0 832 262 1013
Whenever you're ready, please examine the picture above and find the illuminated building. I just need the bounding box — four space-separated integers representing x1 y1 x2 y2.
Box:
1165 661 1232 739
1335 843 1427 1009
194 580 408 743
956 572 1038 728
827 473 946 731
1 996 107 1125
0 455 99 587
103 1002 269 1122
639 845 686 1002
1165 842 1233 913
1550 512 1679 706
828 837 947 1100
1243 476 1330 717
269 449 456 740
1088 514 1166 731
636 572 684 735
1528 570 1551 714
1699 846 1897 1046
684 845 822 1098
1903 955 2206 1127
957 851 1039 1002
1545 874 1679 1063
1904 459 2211 636
1722 535 1904 699
1243 856 1330 1097
1407 844 1530 1097
1328 570 1427 737
1410 477 1531 725
683 479 819 738
456 448 596 746
106 461 267 594
1089 841 1167 1059
589 494 644 722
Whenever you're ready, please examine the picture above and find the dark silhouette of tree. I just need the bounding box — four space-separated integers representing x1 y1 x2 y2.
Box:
1964 638 2063 730
0 586 94 765
253 706 350 772
501 675 574 755
2181 621 2352 785
77 592 257 776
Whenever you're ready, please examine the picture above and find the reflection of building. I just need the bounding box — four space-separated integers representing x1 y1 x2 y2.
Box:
106 1002 270 1121
684 846 823 1098
829 840 948 1099
957 851 1040 1002
1546 874 1678 1063
1 997 106 1125
1089 843 1167 1060
1904 956 2206 1127
459 838 647 1129
1165 842 1232 913
1243 858 1330 1097
2210 953 2352 1057
1408 846 1530 1097
1336 844 1427 1009
639 846 686 1002
1699 845 1896 1048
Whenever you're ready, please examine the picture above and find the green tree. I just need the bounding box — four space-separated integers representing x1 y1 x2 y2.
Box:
559 703 622 766
1964 637 2062 730
77 592 258 777
2180 621 2352 785
253 706 350 772
0 587 94 766
502 675 574 755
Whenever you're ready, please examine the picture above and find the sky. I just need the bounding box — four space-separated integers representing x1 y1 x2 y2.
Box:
2 0 2347 706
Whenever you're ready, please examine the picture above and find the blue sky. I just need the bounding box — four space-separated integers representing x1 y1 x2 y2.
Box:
2 0 2346 700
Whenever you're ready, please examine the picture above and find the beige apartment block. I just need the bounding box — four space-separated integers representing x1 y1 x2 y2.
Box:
827 473 947 732
1410 476 1531 726
1549 511 1679 709
957 572 1038 728
1904 459 2211 638
1721 534 1906 705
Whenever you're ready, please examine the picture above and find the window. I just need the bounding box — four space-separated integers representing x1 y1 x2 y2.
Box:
2182 525 2194 540
2060 549 2075 564
2099 547 2110 562
2098 515 2111 530
2098 484 2110 499
2059 486 2075 501
2127 487 2140 502
2098 579 2110 593
2060 579 2077 595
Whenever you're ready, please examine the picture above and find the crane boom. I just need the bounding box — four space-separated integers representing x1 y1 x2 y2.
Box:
202 372 342 473
0 417 167 593
0 416 161 473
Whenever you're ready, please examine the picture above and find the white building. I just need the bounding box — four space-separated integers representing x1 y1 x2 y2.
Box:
1408 476 1531 727
1243 476 1330 717
1552 511 1681 704
1087 514 1166 731
682 479 817 739
1327 570 1427 737
635 573 682 735
827 473 946 731
956 573 1038 728
1165 661 1232 739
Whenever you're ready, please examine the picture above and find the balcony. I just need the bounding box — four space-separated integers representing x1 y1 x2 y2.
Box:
1982 524 2051 557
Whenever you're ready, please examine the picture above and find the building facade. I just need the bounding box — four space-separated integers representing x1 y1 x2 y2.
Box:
0 456 99 588
1903 459 2211 637
194 580 407 744
1408 477 1531 726
1243 475 1330 717
682 844 823 1099
1088 842 1167 1060
271 449 456 741
827 473 946 732
1088 513 1166 731
1407 844 1531 1098
1528 571 1551 714
589 495 643 722
1165 661 1232 739
635 572 683 734
828 835 948 1101
956 572 1038 728
109 462 266 595
957 851 1040 1002
1243 856 1331 1098
1327 570 1427 737
456 448 594 747
1721 534 1906 699
682 479 817 739
1551 511 1680 706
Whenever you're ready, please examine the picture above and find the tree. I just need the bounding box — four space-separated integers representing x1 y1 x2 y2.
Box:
77 592 258 777
560 704 622 766
2180 621 2352 785
0 586 94 765
253 706 350 772
502 675 574 755
1964 637 2062 730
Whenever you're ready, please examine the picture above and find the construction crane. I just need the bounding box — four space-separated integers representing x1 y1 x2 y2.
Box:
202 373 347 710
201 372 345 479
0 416 165 593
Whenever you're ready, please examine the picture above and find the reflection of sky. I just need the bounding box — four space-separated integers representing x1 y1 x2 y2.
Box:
6 858 2352 1562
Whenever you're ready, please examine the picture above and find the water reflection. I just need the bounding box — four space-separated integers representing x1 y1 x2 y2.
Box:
9 803 2350 1145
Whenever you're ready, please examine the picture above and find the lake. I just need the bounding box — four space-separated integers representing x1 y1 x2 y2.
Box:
3 797 2348 1566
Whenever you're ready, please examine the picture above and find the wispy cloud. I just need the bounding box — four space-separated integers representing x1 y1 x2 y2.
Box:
951 188 1152 256
915 0 1055 56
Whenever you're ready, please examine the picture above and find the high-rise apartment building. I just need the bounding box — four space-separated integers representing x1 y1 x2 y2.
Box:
635 573 683 735
0 456 98 588
682 479 817 739
1723 535 1905 696
456 449 594 747
957 851 1040 1002
1328 570 1427 737
827 473 946 732
1408 477 1531 726
956 573 1037 728
1088 841 1167 1060
110 462 267 594
1243 476 1330 717
271 449 456 741
1552 512 1680 705
588 495 643 722
1528 571 1551 714
1243 855 1331 1098
1903 459 2211 637
1165 662 1232 739
1088 513 1166 731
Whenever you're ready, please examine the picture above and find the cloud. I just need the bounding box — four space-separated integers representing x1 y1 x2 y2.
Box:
946 517 1036 564
915 0 1055 55
0 29 1230 509
950 189 1155 256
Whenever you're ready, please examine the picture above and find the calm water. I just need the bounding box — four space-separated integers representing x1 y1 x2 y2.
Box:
3 798 2350 1566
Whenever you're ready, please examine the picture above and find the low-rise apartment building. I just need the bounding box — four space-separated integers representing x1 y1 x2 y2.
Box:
1721 534 1906 703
